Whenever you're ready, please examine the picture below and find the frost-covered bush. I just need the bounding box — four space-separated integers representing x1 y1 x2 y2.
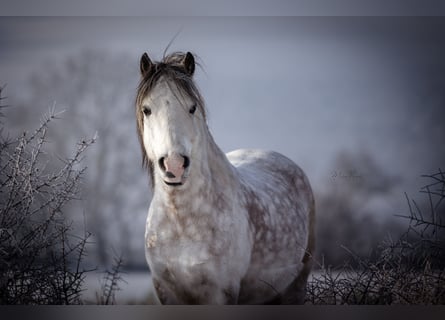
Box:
0 85 95 304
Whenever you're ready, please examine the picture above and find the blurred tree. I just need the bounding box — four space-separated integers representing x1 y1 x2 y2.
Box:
316 150 404 267
12 50 151 268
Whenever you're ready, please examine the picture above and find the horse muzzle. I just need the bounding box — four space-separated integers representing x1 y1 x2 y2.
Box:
158 153 190 186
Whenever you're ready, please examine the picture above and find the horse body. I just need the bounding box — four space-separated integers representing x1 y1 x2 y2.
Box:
137 51 315 304
229 149 314 304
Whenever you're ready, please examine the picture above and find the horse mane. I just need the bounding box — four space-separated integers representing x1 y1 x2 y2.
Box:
135 51 206 184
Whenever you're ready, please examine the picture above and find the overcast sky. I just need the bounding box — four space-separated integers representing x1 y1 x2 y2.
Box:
1 17 444 206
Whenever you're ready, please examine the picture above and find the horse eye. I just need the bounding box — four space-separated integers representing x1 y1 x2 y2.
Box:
189 104 197 114
143 106 151 116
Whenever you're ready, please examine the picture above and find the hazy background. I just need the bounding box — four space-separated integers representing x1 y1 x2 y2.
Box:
1 17 444 270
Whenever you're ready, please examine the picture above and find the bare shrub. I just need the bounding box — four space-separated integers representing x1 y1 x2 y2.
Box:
0 91 96 304
307 169 445 304
96 255 125 305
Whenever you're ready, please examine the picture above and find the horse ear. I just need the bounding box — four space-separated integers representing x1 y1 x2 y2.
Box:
182 52 195 76
140 52 154 77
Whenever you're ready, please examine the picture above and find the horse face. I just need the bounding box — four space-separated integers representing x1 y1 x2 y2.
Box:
141 79 202 187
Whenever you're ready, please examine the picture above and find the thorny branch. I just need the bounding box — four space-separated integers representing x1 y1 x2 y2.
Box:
0 103 96 304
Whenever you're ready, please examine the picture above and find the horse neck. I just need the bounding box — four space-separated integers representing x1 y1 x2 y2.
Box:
194 127 240 197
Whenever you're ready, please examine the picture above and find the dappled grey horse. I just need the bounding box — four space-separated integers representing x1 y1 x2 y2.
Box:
135 51 315 304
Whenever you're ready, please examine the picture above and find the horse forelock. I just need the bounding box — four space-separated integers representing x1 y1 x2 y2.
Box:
135 52 206 184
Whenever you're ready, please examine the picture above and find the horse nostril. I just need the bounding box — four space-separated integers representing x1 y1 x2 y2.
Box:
183 156 190 169
158 157 166 172
165 171 176 178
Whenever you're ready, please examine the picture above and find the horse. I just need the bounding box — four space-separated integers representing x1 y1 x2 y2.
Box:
135 51 315 304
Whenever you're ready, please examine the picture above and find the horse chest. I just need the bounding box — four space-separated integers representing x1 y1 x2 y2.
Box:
146 214 217 261
146 202 244 270
145 195 253 303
